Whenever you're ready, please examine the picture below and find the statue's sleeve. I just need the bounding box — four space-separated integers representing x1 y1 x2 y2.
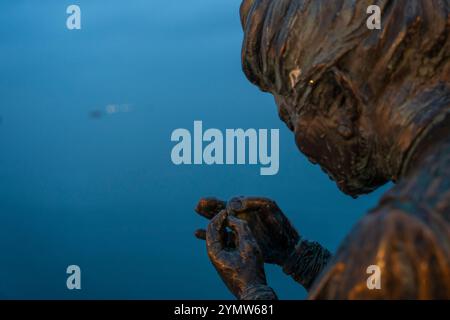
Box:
282 238 333 291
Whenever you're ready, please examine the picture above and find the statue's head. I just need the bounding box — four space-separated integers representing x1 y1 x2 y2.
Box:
240 0 450 197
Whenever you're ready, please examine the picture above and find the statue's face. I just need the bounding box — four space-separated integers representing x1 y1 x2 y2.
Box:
241 0 448 196
274 73 385 197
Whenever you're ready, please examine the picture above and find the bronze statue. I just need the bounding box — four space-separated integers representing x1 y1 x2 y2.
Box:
195 0 450 299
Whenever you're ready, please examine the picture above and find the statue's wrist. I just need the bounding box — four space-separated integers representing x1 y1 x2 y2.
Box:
240 284 278 300
282 237 332 290
276 244 297 266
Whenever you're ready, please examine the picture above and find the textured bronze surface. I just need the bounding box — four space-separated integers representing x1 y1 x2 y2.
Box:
196 0 450 299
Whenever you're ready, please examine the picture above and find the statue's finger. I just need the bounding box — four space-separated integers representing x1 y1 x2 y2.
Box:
227 196 275 214
195 229 206 240
227 216 255 252
195 197 226 219
206 210 228 255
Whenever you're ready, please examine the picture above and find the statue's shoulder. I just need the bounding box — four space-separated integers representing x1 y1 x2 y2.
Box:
308 204 450 299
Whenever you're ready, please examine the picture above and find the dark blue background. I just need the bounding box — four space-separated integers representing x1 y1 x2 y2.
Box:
0 0 388 299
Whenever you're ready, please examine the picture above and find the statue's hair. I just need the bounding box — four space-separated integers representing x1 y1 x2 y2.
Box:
240 0 450 101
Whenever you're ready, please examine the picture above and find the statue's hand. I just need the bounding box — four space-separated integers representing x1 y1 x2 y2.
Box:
205 210 268 299
195 197 300 266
